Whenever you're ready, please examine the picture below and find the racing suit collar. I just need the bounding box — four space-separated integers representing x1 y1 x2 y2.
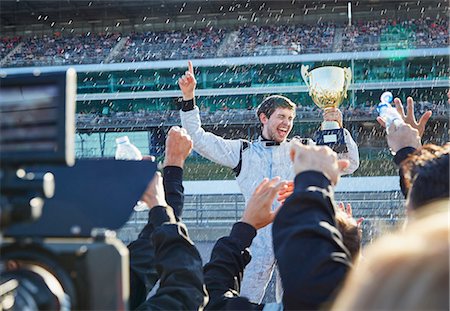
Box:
258 136 283 147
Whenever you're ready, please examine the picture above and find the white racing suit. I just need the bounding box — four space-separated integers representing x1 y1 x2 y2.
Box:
181 104 359 303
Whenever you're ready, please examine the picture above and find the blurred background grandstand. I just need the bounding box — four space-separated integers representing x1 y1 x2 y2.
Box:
1 1 448 268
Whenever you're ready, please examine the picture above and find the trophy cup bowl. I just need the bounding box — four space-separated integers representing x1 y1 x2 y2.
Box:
301 65 352 152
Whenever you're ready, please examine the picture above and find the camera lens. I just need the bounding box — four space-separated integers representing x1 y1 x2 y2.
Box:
0 244 74 311
1 264 70 310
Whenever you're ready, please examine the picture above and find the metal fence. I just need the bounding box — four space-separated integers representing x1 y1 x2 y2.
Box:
121 191 406 244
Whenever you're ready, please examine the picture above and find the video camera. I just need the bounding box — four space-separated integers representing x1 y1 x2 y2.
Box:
0 69 156 310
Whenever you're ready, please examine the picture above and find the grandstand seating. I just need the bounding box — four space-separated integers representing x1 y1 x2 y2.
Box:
4 32 120 67
118 27 226 62
0 37 20 60
1 18 448 67
221 23 335 57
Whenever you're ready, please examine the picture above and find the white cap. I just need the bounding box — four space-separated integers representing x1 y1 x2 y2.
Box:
380 91 393 104
115 136 130 144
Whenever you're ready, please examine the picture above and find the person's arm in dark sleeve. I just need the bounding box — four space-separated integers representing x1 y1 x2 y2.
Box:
203 222 256 310
273 171 352 311
128 164 185 310
393 146 417 198
137 205 207 310
128 209 159 310
162 166 184 217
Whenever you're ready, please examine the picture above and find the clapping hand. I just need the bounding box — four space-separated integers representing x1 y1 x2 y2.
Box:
241 177 287 230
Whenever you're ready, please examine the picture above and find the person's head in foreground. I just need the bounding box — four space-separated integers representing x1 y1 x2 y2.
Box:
331 202 449 311
401 143 450 212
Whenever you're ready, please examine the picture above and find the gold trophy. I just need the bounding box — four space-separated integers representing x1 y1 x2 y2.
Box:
301 65 352 152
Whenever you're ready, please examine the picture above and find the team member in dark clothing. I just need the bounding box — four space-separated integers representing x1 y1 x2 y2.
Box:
204 178 286 310
273 142 352 310
128 127 207 310
204 143 357 311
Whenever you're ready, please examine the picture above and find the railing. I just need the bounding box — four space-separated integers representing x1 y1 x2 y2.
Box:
124 192 406 244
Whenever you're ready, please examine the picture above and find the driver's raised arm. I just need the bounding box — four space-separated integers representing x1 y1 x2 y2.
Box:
178 61 242 169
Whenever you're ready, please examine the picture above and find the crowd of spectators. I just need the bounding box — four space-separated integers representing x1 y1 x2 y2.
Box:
1 17 447 67
409 17 449 48
341 20 385 52
118 27 226 62
75 100 447 129
221 23 335 57
0 36 21 60
4 32 121 67
341 17 449 52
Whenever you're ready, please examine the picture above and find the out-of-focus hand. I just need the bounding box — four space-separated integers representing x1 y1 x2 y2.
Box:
290 141 349 185
178 60 196 101
163 126 193 168
142 155 156 161
384 122 421 153
277 180 294 205
376 96 431 138
338 202 364 227
141 172 167 208
241 177 287 230
323 107 343 128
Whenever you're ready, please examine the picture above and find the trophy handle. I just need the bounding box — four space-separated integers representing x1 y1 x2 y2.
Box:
343 67 352 99
301 65 310 90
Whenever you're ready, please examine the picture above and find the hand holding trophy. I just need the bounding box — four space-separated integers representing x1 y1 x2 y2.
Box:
301 65 352 153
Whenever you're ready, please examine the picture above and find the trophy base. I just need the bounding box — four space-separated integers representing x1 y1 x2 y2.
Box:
314 128 348 153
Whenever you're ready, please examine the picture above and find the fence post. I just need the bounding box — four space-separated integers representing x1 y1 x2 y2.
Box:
234 194 238 221
195 195 199 226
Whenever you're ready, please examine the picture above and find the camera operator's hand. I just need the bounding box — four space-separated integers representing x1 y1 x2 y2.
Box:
290 142 349 185
241 177 287 230
178 60 196 101
376 96 431 138
141 172 167 208
323 107 343 128
384 122 422 153
163 126 193 168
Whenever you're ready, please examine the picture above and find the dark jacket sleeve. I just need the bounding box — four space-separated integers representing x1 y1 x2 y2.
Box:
203 222 257 310
273 171 352 311
163 166 184 217
136 205 207 310
128 210 159 310
393 146 417 197
129 166 192 309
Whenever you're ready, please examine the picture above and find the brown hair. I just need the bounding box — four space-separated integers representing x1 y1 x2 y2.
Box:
401 143 450 210
335 211 362 261
256 95 296 121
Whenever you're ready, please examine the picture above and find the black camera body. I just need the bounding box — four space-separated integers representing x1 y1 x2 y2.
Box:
1 234 129 310
0 70 157 310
